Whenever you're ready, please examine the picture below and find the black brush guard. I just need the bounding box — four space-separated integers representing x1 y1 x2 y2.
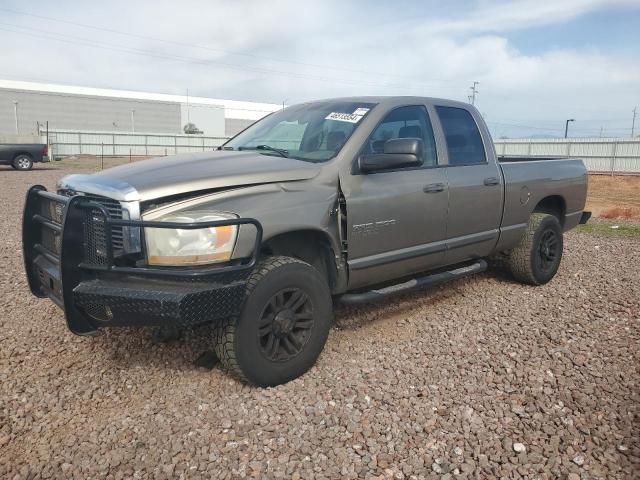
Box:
23 185 263 335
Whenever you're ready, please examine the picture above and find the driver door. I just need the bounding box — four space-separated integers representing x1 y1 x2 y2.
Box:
342 105 449 289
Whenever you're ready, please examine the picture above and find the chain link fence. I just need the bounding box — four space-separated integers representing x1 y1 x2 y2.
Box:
42 128 229 158
40 128 640 175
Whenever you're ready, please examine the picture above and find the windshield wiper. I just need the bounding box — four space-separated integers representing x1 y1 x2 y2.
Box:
238 145 289 158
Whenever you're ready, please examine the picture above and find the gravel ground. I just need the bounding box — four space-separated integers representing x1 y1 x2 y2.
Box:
1 166 638 479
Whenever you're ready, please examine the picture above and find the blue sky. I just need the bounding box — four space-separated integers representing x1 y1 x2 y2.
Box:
506 9 640 56
0 0 639 138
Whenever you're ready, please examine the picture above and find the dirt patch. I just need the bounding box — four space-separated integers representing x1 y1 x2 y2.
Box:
586 174 640 221
600 206 636 220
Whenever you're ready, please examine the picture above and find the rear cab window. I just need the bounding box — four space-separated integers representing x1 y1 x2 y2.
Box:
435 106 486 166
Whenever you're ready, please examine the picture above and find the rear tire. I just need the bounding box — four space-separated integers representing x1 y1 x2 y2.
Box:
13 154 33 171
212 256 332 387
508 213 563 285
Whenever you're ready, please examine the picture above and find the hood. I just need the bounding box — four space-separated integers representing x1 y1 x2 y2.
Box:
58 151 321 202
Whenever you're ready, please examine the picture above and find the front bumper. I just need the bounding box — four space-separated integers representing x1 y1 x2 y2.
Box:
23 186 262 334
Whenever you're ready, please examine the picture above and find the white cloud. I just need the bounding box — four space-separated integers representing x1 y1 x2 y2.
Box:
416 0 640 35
0 0 638 136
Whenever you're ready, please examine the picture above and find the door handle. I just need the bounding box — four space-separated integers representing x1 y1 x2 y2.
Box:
483 177 500 186
423 183 445 193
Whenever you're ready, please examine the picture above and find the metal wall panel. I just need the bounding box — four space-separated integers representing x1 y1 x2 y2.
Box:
225 118 254 136
495 138 640 174
0 88 181 135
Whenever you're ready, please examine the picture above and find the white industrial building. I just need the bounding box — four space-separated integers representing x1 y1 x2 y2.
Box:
0 79 281 138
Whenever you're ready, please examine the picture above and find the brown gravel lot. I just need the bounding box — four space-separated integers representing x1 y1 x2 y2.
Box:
1 165 639 479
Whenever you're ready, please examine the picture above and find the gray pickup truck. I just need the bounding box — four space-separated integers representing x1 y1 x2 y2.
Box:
23 96 589 386
1 143 48 170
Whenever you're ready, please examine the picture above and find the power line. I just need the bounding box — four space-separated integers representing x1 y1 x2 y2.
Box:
0 24 350 85
486 120 632 134
0 23 437 91
0 23 469 93
0 7 464 90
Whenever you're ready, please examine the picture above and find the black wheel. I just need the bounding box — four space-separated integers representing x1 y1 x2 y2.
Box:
213 256 332 387
508 213 563 285
13 154 33 171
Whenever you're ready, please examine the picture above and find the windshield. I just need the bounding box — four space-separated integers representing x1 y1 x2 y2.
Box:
223 101 376 162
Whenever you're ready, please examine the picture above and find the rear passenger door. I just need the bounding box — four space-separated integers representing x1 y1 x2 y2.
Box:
435 106 503 263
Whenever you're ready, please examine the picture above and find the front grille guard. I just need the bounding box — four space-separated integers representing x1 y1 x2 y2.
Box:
23 185 263 334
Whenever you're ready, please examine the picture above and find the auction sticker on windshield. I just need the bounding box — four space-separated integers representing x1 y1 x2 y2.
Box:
325 112 364 123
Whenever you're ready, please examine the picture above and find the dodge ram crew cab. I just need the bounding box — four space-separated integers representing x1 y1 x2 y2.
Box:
23 96 589 386
1 143 48 170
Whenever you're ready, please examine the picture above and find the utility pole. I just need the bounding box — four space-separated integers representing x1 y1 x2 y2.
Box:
13 101 19 134
599 126 604 138
186 88 190 124
469 82 479 106
131 109 136 133
632 107 637 138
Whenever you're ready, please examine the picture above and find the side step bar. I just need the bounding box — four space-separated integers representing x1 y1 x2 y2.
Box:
339 259 487 305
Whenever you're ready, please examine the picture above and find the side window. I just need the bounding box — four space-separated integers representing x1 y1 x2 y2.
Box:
363 105 437 167
435 106 486 165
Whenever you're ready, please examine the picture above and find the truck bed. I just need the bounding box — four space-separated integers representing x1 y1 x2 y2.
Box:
496 157 588 252
498 156 568 163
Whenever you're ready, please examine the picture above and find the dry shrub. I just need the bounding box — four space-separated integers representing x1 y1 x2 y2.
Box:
601 207 634 220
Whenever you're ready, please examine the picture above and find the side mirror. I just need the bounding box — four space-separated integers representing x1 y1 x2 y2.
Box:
358 138 423 173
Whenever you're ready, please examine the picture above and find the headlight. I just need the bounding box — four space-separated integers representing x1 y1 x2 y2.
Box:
144 211 238 266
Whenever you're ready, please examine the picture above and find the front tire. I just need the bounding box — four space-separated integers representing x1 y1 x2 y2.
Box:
213 256 332 387
13 154 33 171
508 213 563 285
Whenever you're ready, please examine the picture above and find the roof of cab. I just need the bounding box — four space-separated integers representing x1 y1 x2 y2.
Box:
297 95 474 110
